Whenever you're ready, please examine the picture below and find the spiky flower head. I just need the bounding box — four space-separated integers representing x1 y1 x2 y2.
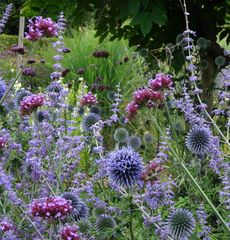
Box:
186 126 211 155
73 201 89 221
19 94 44 116
77 219 91 234
96 214 116 231
107 147 143 187
128 135 142 150
61 192 80 210
90 105 101 115
15 89 32 107
0 78 7 100
22 67 36 77
59 225 80 240
113 128 129 143
167 208 196 240
215 56 225 67
143 132 153 144
46 81 63 93
30 196 73 220
81 113 100 132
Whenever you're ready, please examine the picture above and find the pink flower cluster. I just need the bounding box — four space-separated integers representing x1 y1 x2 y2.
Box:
0 137 6 148
80 92 97 106
0 220 13 232
60 225 80 240
19 94 45 116
126 73 172 120
30 196 73 220
25 16 57 41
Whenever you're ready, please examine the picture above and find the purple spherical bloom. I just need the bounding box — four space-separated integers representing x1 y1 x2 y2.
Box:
107 147 143 187
185 126 212 155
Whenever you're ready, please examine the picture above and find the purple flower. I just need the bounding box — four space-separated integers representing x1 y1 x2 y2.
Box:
0 78 7 100
22 67 35 77
106 147 143 187
196 205 211 239
0 3 13 34
92 50 110 58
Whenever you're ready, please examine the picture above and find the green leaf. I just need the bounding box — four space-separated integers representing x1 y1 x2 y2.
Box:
141 18 152 36
141 0 149 7
151 1 167 25
128 0 140 15
130 12 148 26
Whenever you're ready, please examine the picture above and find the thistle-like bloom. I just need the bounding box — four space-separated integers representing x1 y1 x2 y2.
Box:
30 196 73 220
19 94 45 116
143 132 153 144
113 128 129 143
0 3 13 34
59 225 80 240
107 147 143 187
80 92 97 106
92 50 110 58
186 126 211 155
73 201 89 221
128 135 142 150
90 105 101 115
81 113 100 132
0 78 6 100
25 16 57 41
14 89 32 107
36 110 50 122
96 214 116 231
166 208 196 240
46 81 63 93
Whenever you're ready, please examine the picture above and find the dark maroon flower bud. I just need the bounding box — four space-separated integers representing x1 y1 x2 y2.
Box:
62 48 71 53
77 68 85 75
10 45 26 54
28 58 36 64
40 59 46 63
92 50 110 58
124 56 129 63
61 68 70 77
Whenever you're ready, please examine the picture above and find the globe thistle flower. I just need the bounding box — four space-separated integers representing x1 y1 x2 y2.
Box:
36 110 50 122
185 126 212 155
0 78 7 100
77 219 91 234
22 67 35 77
90 105 101 115
107 147 143 187
25 16 57 41
30 196 73 220
107 91 115 101
113 128 129 143
166 208 196 240
19 94 44 116
62 192 80 210
215 56 225 67
73 201 89 221
143 132 153 144
59 225 80 240
196 37 208 49
80 92 97 106
96 214 116 231
92 50 110 58
128 135 142 150
46 81 63 93
81 113 100 132
14 89 32 107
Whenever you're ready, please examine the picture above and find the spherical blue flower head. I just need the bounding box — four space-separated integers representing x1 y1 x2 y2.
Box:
128 135 142 150
15 89 32 107
185 126 211 155
36 110 50 122
0 78 7 100
61 192 80 210
96 214 116 231
46 81 63 93
81 113 100 132
73 200 89 221
167 208 196 240
107 147 143 187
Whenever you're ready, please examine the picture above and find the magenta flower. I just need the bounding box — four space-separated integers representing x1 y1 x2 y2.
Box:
133 88 151 104
126 101 139 120
149 73 172 90
59 225 80 240
19 94 44 116
30 196 73 220
80 92 97 106
0 220 13 232
0 137 7 148
25 16 57 41
22 67 35 77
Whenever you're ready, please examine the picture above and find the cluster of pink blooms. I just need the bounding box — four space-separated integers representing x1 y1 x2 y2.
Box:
30 196 73 220
25 16 57 41
0 137 7 148
126 73 172 120
19 94 45 116
60 225 80 240
0 220 13 232
80 92 97 106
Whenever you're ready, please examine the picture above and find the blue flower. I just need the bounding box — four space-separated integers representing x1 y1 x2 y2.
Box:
107 147 143 187
15 89 32 107
0 78 7 100
128 135 142 150
186 126 211 155
167 208 196 240
96 214 116 231
82 113 100 132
